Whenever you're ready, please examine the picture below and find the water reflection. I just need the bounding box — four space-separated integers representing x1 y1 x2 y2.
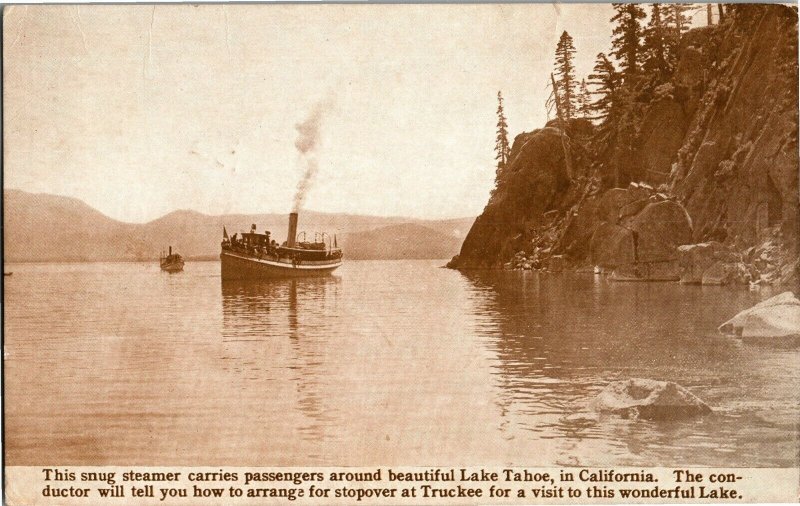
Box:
458 271 597 461
220 277 342 452
5 261 797 467
220 277 341 340
456 270 796 466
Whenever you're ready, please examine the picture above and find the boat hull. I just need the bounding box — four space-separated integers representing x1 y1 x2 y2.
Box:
160 261 184 273
220 251 342 279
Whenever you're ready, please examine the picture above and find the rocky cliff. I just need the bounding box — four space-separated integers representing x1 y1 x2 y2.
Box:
450 4 798 287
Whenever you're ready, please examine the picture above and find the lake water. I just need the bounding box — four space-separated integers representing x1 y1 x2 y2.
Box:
4 260 798 467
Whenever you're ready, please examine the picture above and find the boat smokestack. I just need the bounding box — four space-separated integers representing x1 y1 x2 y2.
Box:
287 212 299 247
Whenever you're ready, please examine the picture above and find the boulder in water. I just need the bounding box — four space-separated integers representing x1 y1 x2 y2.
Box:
590 200 693 279
590 222 635 268
718 291 800 339
678 242 756 285
628 200 693 263
678 241 726 284
592 378 712 420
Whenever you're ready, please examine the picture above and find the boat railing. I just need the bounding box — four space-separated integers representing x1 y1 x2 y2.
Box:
224 240 341 261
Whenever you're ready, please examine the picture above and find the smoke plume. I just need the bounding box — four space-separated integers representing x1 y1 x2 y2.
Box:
292 98 334 212
293 157 319 213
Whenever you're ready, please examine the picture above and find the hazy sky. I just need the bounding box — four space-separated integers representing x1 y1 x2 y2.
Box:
5 3 619 223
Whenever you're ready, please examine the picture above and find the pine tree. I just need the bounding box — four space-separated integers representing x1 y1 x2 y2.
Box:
663 4 693 69
578 78 592 118
610 3 646 80
589 53 630 187
494 91 510 172
554 30 578 121
588 53 621 121
722 3 743 19
643 4 671 80
664 4 694 35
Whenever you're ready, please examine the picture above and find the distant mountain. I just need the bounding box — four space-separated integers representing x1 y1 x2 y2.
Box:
342 223 463 260
3 190 139 261
3 189 474 262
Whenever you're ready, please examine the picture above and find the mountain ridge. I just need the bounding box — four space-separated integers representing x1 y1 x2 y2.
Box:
3 189 474 262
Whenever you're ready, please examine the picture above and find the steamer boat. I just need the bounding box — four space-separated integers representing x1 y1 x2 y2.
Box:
159 246 185 273
220 212 343 279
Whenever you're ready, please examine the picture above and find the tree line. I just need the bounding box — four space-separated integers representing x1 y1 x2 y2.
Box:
494 3 734 186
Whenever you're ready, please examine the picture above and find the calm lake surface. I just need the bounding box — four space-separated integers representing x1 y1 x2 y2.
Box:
4 260 798 467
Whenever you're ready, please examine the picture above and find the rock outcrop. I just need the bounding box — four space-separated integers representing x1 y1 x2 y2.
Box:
450 5 798 287
590 188 693 280
677 241 756 285
592 378 712 420
636 94 690 186
719 291 800 339
672 6 799 258
453 124 580 269
678 242 728 284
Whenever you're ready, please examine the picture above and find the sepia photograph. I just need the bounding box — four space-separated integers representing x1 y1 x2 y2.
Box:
3 1 799 503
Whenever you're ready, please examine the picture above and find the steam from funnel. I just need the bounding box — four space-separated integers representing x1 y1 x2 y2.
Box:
294 100 330 154
292 157 318 213
292 97 334 212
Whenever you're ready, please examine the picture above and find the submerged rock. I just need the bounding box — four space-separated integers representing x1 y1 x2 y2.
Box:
718 291 800 339
592 378 712 420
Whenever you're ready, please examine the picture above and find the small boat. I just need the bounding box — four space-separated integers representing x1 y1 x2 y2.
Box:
4 272 12 276
220 212 343 280
160 246 185 273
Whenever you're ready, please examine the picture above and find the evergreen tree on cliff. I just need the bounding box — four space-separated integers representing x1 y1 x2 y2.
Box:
643 4 671 80
664 4 694 35
554 30 578 120
494 91 510 175
610 3 646 80
661 4 694 71
589 52 625 186
588 53 621 122
578 78 592 118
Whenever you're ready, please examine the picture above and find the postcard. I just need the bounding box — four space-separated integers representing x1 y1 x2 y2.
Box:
3 2 799 504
